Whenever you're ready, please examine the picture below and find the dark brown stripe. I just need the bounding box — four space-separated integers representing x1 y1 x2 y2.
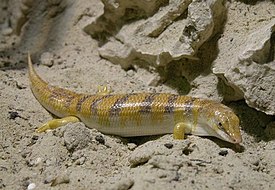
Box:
139 93 158 114
109 94 131 117
49 87 76 108
76 95 92 112
164 94 178 113
90 94 113 115
184 97 196 115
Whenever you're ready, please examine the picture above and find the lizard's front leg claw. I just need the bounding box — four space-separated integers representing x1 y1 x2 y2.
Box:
36 116 80 133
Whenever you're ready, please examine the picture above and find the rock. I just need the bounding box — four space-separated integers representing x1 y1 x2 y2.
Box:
85 0 225 68
214 18 275 115
84 0 167 38
218 148 228 156
148 155 185 171
63 122 91 152
95 134 105 145
128 137 191 166
40 52 54 67
164 143 173 149
126 69 135 77
27 183 36 190
1 28 13 36
51 174 70 186
189 73 222 101
75 156 86 165
106 178 134 190
5 0 33 35
127 143 137 150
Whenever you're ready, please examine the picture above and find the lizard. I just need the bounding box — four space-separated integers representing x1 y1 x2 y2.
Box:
28 53 242 144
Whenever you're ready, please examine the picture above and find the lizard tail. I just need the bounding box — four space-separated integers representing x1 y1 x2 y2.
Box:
27 53 79 117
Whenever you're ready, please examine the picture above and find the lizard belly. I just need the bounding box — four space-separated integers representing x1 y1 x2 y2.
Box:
79 114 175 137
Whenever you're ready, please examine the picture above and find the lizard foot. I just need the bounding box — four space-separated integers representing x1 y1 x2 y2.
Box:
173 122 186 140
97 85 112 95
35 116 80 133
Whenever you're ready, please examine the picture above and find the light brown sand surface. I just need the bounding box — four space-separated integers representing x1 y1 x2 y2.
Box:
0 0 275 189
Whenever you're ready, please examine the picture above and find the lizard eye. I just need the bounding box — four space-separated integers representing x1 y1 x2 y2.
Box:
218 122 223 128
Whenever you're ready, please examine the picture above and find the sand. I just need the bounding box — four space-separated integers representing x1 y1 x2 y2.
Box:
0 0 275 189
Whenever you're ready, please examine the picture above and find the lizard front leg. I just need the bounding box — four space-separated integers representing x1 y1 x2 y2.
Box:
173 122 186 140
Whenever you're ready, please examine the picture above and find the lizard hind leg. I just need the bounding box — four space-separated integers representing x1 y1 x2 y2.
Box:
35 116 80 133
173 122 186 140
97 85 112 95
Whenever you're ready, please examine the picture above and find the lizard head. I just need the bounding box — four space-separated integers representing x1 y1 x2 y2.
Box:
208 106 242 144
193 100 242 144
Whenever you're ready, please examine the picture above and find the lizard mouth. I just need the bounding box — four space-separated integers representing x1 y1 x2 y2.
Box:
215 129 242 144
191 123 242 144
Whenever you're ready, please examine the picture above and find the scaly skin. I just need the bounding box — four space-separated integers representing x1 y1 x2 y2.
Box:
28 53 242 144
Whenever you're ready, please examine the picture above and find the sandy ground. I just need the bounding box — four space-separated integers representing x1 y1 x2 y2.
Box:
0 0 275 189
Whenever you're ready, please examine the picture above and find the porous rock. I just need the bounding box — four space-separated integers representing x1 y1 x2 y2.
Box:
63 122 92 151
85 0 225 68
213 19 275 115
128 137 191 166
1 0 33 35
